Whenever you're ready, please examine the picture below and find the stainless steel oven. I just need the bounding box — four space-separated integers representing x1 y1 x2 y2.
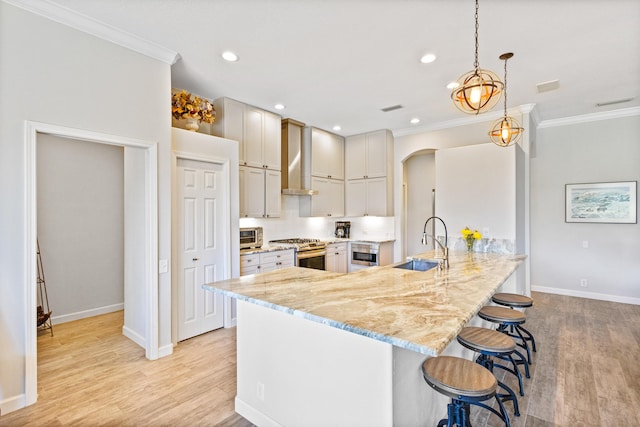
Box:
296 247 327 270
269 238 327 271
351 242 379 267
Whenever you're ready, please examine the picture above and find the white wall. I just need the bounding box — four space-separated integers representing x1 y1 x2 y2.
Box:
37 135 124 322
531 112 640 303
435 143 516 242
0 2 172 412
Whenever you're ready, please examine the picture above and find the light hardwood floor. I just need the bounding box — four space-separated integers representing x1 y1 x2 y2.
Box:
1 292 639 426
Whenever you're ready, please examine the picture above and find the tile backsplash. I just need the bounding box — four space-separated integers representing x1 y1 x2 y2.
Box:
240 196 395 243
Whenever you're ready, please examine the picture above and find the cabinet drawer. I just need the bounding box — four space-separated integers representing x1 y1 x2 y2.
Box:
261 249 294 265
240 254 260 268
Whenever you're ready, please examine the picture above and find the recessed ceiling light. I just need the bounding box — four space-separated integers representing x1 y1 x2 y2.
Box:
410 118 420 124
446 81 459 90
420 53 437 64
333 125 342 131
274 104 286 110
221 51 239 62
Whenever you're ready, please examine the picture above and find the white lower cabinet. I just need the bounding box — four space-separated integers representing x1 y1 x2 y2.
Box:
240 249 294 276
325 242 348 273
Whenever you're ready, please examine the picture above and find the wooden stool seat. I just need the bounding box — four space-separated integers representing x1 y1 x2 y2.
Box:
479 306 526 324
422 356 497 399
422 356 511 427
492 293 533 308
458 326 515 354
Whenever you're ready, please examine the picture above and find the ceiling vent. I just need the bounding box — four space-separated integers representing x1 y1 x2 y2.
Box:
536 80 560 93
380 104 403 112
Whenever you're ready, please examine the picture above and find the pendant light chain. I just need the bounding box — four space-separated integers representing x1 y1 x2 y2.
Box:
473 0 479 70
503 55 508 115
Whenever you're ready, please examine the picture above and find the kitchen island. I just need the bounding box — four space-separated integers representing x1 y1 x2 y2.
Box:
204 251 526 427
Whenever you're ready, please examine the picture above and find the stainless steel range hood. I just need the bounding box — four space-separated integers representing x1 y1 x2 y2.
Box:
281 118 318 196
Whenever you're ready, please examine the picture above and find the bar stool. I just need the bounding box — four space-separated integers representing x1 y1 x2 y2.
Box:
457 327 523 417
491 293 537 356
478 306 533 370
422 356 511 427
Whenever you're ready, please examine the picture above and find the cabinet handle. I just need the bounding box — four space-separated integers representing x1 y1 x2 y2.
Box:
192 257 199 261
328 175 332 178
247 259 253 263
243 161 247 165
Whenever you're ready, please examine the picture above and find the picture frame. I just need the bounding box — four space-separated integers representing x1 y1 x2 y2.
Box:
565 181 637 223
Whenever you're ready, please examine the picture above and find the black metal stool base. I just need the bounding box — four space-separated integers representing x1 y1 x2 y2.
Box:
477 355 521 416
436 395 511 427
497 323 537 365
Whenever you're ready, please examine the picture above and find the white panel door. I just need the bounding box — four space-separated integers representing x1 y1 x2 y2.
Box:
177 159 227 341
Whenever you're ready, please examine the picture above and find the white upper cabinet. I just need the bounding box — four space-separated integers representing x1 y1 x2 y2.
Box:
212 97 245 161
346 177 389 217
305 127 344 180
239 166 281 218
300 176 344 218
345 129 394 216
299 126 345 217
345 129 392 180
212 97 281 170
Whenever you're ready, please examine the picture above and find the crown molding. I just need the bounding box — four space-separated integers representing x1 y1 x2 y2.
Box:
393 104 533 138
538 106 640 129
3 0 180 65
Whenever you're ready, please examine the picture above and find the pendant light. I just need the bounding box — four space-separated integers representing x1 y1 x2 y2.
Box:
451 0 503 114
489 52 524 146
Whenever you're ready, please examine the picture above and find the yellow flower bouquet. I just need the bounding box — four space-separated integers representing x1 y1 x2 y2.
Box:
171 90 216 124
461 227 482 252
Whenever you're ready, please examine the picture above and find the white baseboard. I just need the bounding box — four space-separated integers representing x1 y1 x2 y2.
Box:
158 343 174 358
1 393 27 416
122 325 146 349
235 397 282 427
51 303 124 325
532 286 640 306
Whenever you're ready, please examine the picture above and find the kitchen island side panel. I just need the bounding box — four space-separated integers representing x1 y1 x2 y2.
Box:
236 300 394 427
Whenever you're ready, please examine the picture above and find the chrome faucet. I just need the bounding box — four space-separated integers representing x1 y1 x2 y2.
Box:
421 216 449 270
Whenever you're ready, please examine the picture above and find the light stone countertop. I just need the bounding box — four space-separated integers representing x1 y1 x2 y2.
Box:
239 246 296 255
204 251 526 356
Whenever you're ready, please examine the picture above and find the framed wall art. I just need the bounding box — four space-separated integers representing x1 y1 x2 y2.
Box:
565 181 637 223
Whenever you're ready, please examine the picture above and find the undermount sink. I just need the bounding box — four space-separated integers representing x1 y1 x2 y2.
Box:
393 259 439 272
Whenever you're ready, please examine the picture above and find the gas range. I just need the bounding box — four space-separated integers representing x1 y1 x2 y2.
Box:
269 238 326 252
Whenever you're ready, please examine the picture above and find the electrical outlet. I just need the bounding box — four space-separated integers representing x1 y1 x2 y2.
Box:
580 279 588 287
257 382 265 401
582 240 589 249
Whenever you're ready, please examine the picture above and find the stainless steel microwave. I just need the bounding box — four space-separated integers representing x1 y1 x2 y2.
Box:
240 227 263 249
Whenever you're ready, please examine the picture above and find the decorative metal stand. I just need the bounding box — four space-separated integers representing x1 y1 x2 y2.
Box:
37 239 53 336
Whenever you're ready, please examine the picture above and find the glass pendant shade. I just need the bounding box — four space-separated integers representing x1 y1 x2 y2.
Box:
489 115 523 146
450 0 503 114
451 68 503 114
488 52 524 147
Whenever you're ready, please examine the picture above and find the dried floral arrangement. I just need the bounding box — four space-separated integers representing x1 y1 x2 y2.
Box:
171 90 216 124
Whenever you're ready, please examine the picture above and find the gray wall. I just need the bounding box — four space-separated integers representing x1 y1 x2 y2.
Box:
531 114 640 302
37 135 124 321
0 2 172 408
